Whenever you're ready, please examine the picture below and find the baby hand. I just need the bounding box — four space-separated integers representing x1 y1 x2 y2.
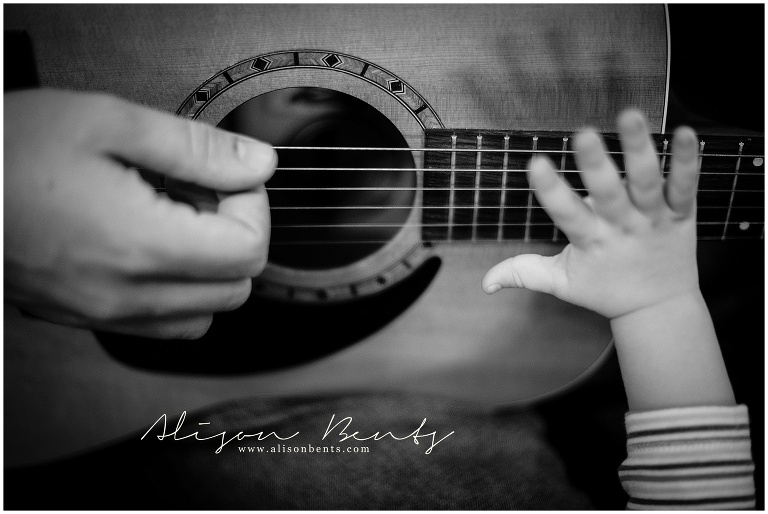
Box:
482 110 701 320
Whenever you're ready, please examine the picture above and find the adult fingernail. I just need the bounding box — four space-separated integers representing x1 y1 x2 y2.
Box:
236 138 276 170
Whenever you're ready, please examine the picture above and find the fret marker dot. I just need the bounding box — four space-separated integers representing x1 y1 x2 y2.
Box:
739 221 750 231
753 158 763 167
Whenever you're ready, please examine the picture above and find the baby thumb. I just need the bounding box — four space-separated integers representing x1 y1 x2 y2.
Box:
482 254 558 295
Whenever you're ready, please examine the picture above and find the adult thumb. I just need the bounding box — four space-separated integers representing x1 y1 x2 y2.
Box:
482 254 559 295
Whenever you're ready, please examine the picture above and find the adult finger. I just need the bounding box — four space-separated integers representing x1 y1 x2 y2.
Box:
27 275 252 324
665 126 700 216
142 194 270 280
213 187 271 273
92 95 277 191
91 159 269 281
217 186 271 235
528 156 597 244
618 109 665 213
153 184 271 278
574 130 634 225
121 278 253 319
36 308 215 340
109 315 215 340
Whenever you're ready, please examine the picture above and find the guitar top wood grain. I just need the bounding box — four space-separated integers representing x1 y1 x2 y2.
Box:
5 4 667 131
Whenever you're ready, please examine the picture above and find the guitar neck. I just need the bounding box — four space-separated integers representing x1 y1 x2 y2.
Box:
423 129 765 242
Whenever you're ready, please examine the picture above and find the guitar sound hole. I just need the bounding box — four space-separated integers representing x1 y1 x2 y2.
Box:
218 87 416 270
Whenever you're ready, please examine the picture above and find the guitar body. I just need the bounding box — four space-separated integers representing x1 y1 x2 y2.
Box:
5 4 675 466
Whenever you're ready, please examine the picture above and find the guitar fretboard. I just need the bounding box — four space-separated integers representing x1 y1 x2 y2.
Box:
423 129 764 242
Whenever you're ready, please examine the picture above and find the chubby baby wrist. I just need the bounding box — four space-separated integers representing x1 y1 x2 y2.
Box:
609 289 708 330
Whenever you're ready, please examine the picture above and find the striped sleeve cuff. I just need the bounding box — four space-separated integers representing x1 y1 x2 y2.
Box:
619 405 755 510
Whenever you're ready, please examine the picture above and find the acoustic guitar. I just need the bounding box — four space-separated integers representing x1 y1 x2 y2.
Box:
4 4 763 467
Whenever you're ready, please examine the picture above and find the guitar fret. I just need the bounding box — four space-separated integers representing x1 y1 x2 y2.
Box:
447 134 458 241
497 135 510 242
553 137 568 242
697 140 706 178
524 136 538 242
721 142 744 240
471 135 483 241
696 139 709 235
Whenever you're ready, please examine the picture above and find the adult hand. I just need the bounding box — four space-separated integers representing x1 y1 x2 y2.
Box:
482 109 700 320
5 89 276 339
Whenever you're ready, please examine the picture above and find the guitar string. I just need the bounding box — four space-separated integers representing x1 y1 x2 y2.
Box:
142 166 764 178
270 146 764 159
269 233 766 244
147 193 764 210
262 219 766 244
267 221 763 229
248 187 763 192
263 205 764 210
265 231 764 245
146 186 765 209
153 180 764 192
264 167 762 175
